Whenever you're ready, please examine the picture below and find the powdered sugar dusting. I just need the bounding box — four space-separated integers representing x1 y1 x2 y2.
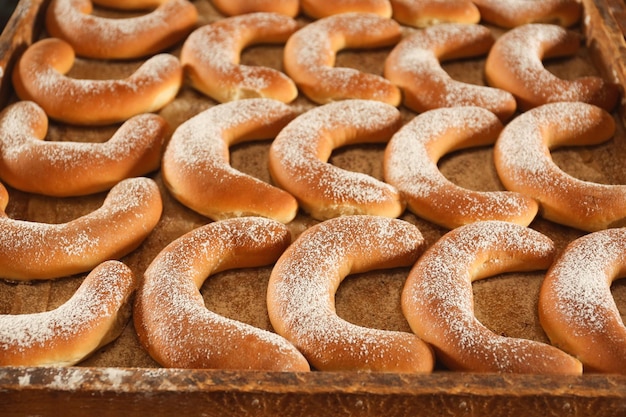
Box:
167 99 292 170
0 102 162 184
138 217 300 368
405 221 556 371
182 13 297 100
0 219 101 272
270 100 401 215
495 102 611 193
385 107 531 224
547 228 626 335
386 106 492 198
53 0 169 42
193 19 273 90
48 0 195 59
269 216 424 369
0 178 157 279
490 24 596 103
388 23 489 74
290 13 398 69
25 46 174 99
386 24 513 112
285 13 400 102
474 0 576 24
0 261 132 365
18 38 178 123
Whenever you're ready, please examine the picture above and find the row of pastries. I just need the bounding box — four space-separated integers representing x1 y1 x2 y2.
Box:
0 0 624 375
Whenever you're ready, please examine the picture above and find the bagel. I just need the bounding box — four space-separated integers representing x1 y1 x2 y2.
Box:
162 98 299 223
300 0 392 19
134 217 311 371
493 101 625 232
45 0 198 59
0 261 135 366
402 220 583 374
472 0 582 28
539 227 626 373
283 12 402 106
485 24 619 111
12 38 182 125
384 106 538 229
0 101 167 196
0 177 162 281
269 99 405 220
181 12 298 103
384 23 517 121
390 0 480 28
210 0 299 17
267 215 434 372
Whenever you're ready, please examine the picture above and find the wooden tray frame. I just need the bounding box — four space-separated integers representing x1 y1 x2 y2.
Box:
0 1 625 416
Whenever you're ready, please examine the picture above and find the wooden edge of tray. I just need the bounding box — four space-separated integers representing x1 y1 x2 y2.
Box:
1 1 626 416
1 367 625 417
582 0 626 124
0 0 47 107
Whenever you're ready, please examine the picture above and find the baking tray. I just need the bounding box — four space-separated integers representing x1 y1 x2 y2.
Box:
0 0 625 415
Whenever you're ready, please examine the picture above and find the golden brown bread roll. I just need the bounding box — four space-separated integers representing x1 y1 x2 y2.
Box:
267 215 434 373
493 101 625 232
300 0 392 19
384 106 538 229
12 38 183 125
384 23 517 121
269 99 405 220
162 98 299 223
0 261 136 366
92 0 166 10
402 220 583 374
45 0 198 59
181 12 298 103
134 217 311 371
390 0 480 28
283 12 402 105
472 0 582 28
0 101 167 196
210 0 299 17
485 24 619 111
0 177 162 281
539 227 626 374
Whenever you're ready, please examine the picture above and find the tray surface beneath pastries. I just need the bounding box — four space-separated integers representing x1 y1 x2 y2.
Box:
1 0 626 416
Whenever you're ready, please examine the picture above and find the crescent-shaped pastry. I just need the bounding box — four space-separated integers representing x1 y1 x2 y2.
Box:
45 0 198 59
384 106 538 229
402 220 583 374
539 227 626 373
384 23 517 121
300 0 392 19
283 12 402 105
269 99 405 220
162 98 299 223
91 0 167 10
134 217 311 371
485 24 619 111
389 0 480 28
494 101 625 232
181 12 298 103
12 38 183 125
0 101 167 196
0 177 162 281
0 261 136 366
267 215 434 372
210 0 299 17
472 0 582 28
